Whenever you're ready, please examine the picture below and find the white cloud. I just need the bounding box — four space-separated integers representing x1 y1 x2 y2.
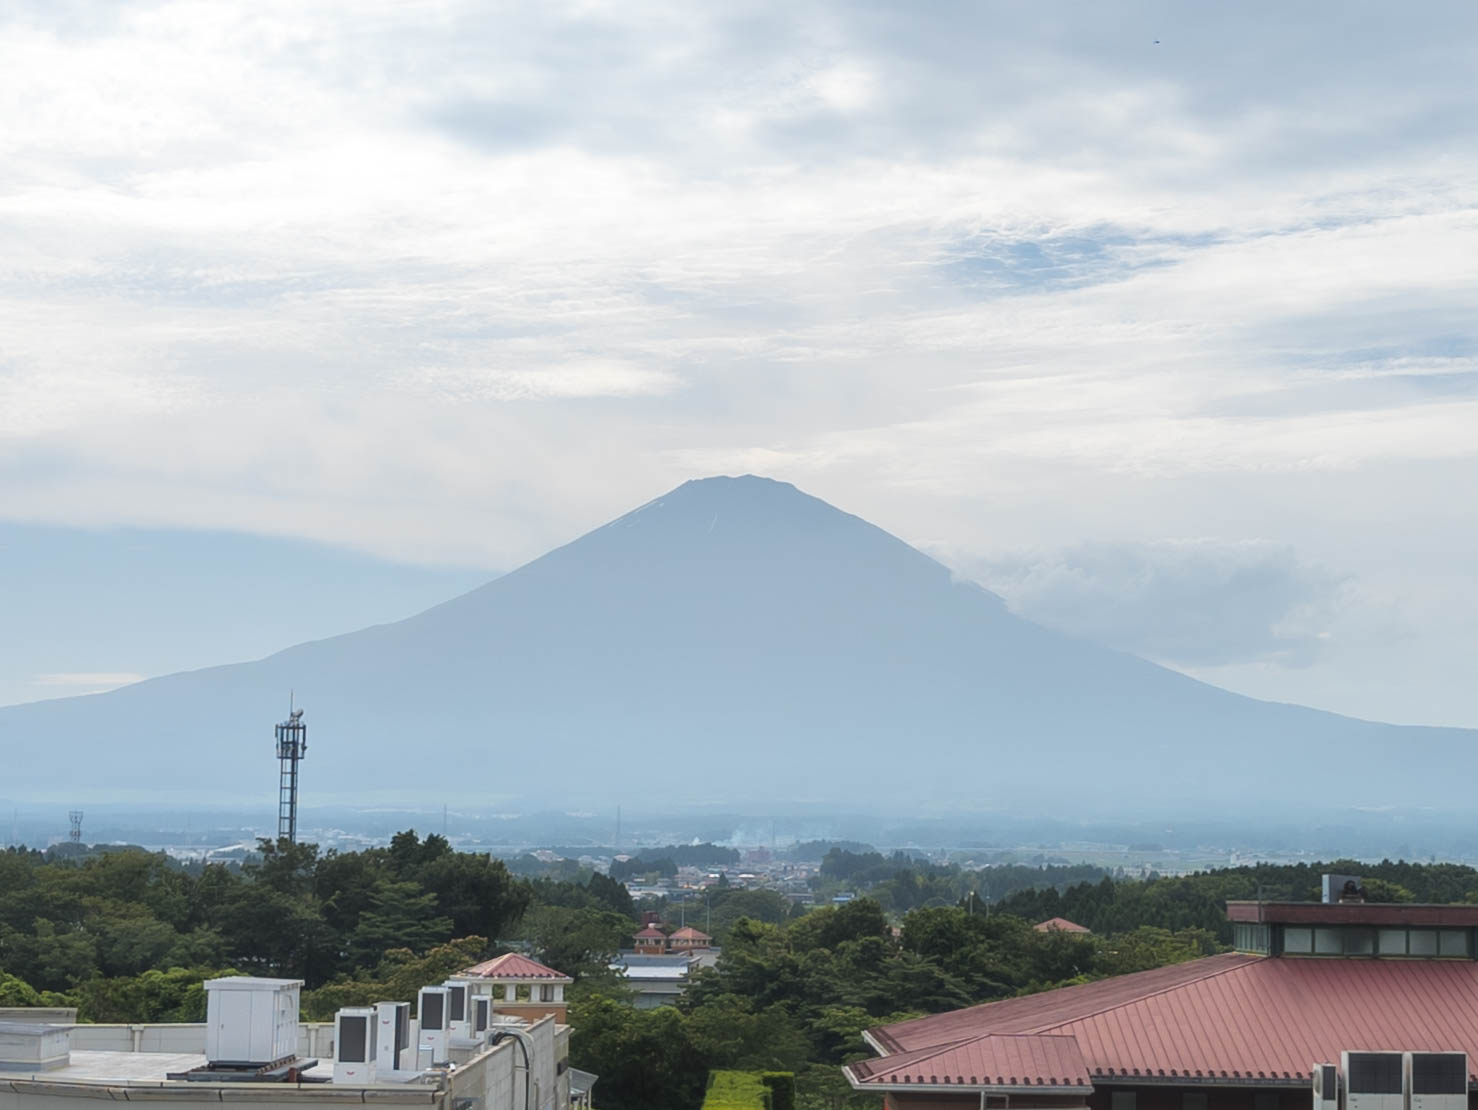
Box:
950 540 1350 669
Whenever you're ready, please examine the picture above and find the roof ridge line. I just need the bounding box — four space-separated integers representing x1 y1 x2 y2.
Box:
874 1029 1084 1070
1025 953 1264 1034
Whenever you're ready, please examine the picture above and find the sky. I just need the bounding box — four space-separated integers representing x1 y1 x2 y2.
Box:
2 1 1476 726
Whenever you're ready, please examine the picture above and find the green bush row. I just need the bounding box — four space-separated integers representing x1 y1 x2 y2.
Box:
703 1070 787 1110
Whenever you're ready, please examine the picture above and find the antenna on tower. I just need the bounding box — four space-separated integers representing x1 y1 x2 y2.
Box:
68 810 83 844
275 699 308 844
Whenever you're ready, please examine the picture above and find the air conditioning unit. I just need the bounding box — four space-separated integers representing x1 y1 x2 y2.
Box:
332 1007 377 1085
471 997 491 1038
375 1001 411 1074
1345 1052 1404 1110
1409 1052 1469 1110
417 986 451 1068
1313 1063 1339 1110
442 981 471 1042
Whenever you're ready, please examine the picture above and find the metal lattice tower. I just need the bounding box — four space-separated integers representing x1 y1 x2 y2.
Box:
275 705 307 843
68 810 83 844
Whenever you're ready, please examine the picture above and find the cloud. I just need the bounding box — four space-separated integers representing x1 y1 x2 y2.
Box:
0 0 1477 726
950 540 1351 669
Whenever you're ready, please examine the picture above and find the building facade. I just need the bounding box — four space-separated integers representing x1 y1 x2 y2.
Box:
849 895 1478 1110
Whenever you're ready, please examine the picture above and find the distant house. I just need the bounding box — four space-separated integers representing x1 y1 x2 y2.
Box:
632 925 668 955
455 951 574 1023
1034 917 1091 934
615 923 720 1006
611 952 701 1009
668 926 713 952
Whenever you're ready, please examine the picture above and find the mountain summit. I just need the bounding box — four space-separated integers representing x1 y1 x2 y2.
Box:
2 475 1471 812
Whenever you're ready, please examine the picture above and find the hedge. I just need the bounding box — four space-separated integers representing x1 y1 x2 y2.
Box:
761 1072 795 1110
702 1071 774 1110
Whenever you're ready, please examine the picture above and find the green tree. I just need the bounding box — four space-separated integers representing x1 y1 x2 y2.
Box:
568 996 707 1110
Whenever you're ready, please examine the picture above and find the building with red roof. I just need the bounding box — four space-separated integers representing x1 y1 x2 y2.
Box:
1034 917 1091 934
848 891 1478 1110
668 926 713 951
632 925 668 956
455 951 574 1024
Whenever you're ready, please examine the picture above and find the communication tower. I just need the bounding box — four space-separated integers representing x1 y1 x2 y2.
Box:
68 810 83 844
275 703 308 843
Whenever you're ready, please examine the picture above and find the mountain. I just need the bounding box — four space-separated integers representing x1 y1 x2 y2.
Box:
1 475 1471 814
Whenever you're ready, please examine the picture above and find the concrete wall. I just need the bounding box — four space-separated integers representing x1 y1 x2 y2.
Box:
64 1024 338 1060
445 1015 561 1110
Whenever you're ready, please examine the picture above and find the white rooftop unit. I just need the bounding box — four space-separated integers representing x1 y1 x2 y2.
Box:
417 986 451 1069
441 981 470 1043
1344 1051 1405 1110
471 997 491 1038
0 1023 71 1072
376 1001 412 1075
332 1007 378 1085
1409 1052 1469 1110
1312 1063 1339 1110
204 977 303 1068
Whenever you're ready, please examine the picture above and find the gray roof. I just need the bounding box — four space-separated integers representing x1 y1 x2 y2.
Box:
569 1068 598 1095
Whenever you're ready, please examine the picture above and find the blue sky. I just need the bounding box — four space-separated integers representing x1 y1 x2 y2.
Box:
2 1 1477 726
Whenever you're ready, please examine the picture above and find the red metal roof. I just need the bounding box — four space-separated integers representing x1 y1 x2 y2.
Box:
1226 901 1478 926
874 953 1261 1054
870 954 1478 1084
850 1034 1092 1089
1035 917 1091 934
460 952 572 981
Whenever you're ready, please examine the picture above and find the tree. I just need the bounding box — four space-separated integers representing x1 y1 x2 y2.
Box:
568 996 707 1110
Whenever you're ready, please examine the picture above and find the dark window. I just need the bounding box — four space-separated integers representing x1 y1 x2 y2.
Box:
448 985 466 1021
1256 1094 1281 1110
1345 929 1375 955
1183 1094 1208 1110
1111 1093 1136 1110
339 1015 367 1063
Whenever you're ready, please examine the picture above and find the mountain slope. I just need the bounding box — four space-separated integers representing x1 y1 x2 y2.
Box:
1 475 1470 812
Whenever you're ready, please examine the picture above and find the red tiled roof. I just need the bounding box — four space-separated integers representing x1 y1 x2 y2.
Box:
460 952 572 981
634 926 666 939
670 927 711 940
850 1034 1091 1089
1035 917 1091 934
870 954 1478 1083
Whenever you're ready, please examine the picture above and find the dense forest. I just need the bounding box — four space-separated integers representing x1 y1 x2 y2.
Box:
5 838 1478 1110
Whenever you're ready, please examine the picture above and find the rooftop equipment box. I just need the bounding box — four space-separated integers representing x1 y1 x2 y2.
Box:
1344 1051 1405 1110
0 1023 71 1072
376 1000 412 1074
205 976 303 1067
1408 1052 1469 1110
333 1007 378 1085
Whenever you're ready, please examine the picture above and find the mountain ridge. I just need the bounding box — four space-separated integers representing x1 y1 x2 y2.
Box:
1 475 1470 813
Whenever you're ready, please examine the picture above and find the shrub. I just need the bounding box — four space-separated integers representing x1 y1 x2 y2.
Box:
761 1072 796 1110
703 1070 772 1110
